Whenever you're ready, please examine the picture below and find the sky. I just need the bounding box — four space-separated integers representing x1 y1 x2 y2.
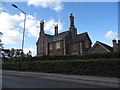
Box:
0 0 119 56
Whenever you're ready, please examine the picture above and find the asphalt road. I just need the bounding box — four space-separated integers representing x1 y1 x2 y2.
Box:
2 70 119 88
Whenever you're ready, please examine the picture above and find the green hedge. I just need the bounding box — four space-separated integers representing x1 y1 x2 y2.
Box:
2 59 120 78
3 53 120 62
5 52 120 62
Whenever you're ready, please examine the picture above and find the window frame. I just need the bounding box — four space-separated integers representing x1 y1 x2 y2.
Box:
56 42 60 49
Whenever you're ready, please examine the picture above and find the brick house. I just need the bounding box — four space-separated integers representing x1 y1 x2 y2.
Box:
87 41 113 54
87 40 120 54
36 13 92 56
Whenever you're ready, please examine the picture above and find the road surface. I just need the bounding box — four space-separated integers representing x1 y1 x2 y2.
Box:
2 70 119 88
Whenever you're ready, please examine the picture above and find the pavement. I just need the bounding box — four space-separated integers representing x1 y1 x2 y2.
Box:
2 70 119 88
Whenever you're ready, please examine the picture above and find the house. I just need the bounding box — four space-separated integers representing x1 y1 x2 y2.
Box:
36 13 92 56
112 39 120 53
87 39 120 54
87 41 113 54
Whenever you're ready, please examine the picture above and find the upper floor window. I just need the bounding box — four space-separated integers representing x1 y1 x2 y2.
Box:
50 44 52 50
85 41 89 48
56 42 60 49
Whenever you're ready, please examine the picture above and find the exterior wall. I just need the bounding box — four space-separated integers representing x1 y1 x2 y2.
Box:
64 32 71 55
70 27 77 39
37 34 92 56
90 44 109 54
67 42 81 55
82 37 91 54
36 35 48 56
48 40 65 55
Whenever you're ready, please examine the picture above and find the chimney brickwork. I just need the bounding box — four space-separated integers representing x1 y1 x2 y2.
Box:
55 24 58 35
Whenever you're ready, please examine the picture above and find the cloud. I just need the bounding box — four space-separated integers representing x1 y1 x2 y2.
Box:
0 12 39 45
19 14 40 38
27 0 63 12
44 19 63 34
105 30 117 39
24 47 36 56
2 30 22 44
0 12 24 44
0 7 2 10
0 11 64 46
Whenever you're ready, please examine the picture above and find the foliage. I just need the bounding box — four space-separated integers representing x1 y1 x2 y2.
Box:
0 32 3 47
2 59 120 78
8 52 119 62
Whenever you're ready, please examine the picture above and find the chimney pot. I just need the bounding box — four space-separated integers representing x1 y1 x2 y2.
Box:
55 24 58 35
112 39 116 43
70 12 73 16
40 20 44 36
118 40 120 44
112 39 117 52
69 12 75 27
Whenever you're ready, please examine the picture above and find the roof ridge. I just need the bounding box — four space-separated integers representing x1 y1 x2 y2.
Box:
97 41 112 48
77 32 87 36
45 34 53 37
55 31 69 36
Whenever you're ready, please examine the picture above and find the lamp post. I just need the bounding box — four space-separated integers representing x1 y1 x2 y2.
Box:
12 4 26 54
12 4 26 70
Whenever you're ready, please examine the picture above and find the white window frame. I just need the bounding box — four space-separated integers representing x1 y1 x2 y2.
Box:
56 42 60 49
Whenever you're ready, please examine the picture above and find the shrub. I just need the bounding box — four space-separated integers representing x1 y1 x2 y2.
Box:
2 59 120 78
4 52 120 63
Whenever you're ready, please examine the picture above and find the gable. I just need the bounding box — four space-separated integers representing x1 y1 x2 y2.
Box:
90 44 110 54
88 41 113 54
36 34 53 45
70 32 92 44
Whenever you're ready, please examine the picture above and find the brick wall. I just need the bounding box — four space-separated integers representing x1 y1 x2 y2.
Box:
49 41 65 55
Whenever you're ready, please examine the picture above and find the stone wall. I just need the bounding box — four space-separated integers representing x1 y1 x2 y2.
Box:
49 40 65 55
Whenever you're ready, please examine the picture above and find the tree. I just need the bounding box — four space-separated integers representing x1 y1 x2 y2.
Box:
0 32 3 48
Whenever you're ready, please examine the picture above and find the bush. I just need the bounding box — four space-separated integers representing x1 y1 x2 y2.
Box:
4 52 120 63
25 53 120 61
2 59 120 78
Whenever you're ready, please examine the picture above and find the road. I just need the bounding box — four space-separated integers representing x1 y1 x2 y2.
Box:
2 70 119 88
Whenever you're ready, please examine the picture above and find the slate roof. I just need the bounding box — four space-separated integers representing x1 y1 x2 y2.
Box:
44 34 53 42
97 41 113 52
49 31 69 42
70 32 92 43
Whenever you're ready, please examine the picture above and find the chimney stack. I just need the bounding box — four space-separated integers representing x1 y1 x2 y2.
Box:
54 24 58 35
112 39 117 52
40 20 44 36
70 12 75 27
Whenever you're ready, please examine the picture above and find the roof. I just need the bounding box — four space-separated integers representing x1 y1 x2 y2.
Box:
49 31 69 42
44 34 53 42
70 32 92 43
88 41 113 54
97 41 113 52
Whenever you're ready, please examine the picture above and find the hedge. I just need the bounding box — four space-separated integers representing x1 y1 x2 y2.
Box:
2 59 120 78
5 52 120 62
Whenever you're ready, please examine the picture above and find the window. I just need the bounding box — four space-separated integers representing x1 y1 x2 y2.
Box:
85 41 89 48
50 44 52 50
56 42 60 49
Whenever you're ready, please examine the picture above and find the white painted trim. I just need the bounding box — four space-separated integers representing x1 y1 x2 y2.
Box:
87 41 111 54
64 41 66 55
46 42 48 55
97 43 110 52
80 42 82 55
